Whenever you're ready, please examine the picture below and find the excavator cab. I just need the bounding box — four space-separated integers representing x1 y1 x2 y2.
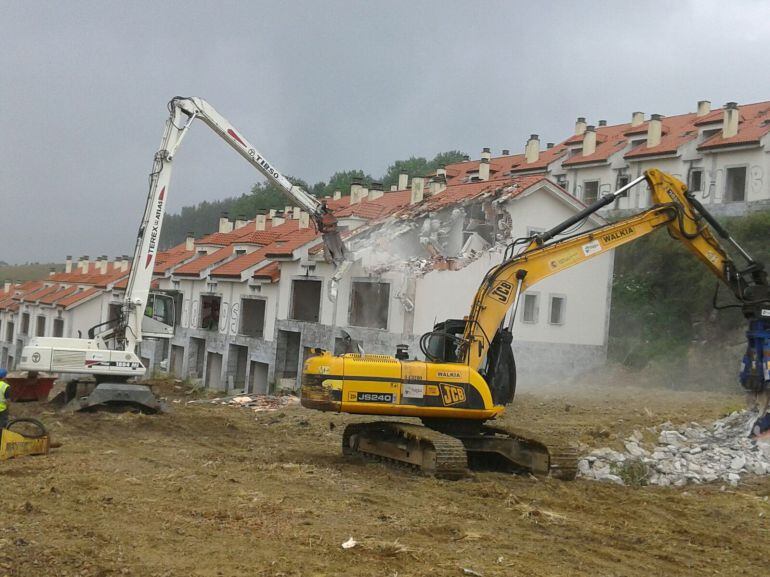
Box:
424 319 515 406
141 292 176 339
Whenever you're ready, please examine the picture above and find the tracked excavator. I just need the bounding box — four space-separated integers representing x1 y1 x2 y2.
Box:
18 97 347 412
301 169 770 479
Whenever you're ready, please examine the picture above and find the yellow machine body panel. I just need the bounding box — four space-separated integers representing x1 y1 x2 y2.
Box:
301 352 503 420
0 428 50 461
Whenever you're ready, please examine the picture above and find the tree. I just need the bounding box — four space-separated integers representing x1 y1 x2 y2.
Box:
317 170 372 198
381 151 467 190
160 175 312 248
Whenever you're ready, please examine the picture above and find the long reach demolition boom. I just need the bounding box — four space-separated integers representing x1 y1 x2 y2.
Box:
20 97 347 412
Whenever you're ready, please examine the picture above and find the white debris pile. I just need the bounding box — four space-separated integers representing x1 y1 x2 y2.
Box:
578 410 770 487
190 394 300 413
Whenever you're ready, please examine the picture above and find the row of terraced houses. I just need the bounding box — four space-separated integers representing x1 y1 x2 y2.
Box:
2 99 769 391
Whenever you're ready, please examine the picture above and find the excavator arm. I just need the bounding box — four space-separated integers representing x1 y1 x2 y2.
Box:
121 96 348 351
460 169 770 396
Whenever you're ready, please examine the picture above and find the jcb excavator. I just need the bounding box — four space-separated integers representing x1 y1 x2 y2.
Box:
18 97 347 412
301 169 770 478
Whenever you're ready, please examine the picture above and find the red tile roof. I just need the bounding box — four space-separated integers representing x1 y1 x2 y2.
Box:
210 220 317 278
173 246 235 277
252 262 281 282
333 190 412 221
264 227 320 258
56 287 101 309
510 146 568 173
235 230 279 245
49 268 127 288
37 285 79 305
19 284 62 303
698 102 770 150
562 123 632 167
154 249 195 274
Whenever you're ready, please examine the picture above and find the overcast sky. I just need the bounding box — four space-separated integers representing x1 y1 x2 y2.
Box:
2 0 770 264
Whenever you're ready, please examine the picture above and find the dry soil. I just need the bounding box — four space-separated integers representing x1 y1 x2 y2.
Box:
1 381 766 577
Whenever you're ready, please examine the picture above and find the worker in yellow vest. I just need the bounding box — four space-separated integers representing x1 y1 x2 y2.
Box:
0 368 9 429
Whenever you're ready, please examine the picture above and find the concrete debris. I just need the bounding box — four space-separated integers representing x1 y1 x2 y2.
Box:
189 394 300 413
578 410 770 487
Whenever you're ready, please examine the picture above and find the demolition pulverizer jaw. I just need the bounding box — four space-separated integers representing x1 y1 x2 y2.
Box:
751 413 770 438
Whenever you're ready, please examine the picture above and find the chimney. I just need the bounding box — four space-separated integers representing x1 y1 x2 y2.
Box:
525 134 540 164
478 157 490 181
723 102 739 138
255 211 267 231
647 114 662 147
98 255 109 274
410 177 425 205
49 267 56 277
598 120 607 127
292 206 301 220
234 215 248 229
350 178 363 205
390 185 397 191
398 173 409 190
78 256 90 274
218 213 233 234
575 117 587 135
697 100 711 117
3 281 10 293
631 111 644 127
65 255 72 274
547 142 554 149
437 167 447 179
185 232 195 251
582 126 597 156
481 147 491 162
462 155 470 161
428 177 447 197
333 190 341 200
121 255 131 272
299 211 310 229
369 181 384 201
272 212 286 227
268 208 276 219
502 149 510 156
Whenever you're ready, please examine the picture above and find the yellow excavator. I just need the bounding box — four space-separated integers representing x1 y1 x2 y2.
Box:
301 169 770 478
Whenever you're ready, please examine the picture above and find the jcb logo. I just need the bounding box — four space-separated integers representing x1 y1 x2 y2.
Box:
440 383 466 406
490 281 513 304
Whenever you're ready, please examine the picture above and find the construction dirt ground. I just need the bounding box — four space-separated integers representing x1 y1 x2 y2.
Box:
2 377 767 577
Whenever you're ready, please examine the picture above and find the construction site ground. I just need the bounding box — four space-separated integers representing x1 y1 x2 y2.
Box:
2 380 766 577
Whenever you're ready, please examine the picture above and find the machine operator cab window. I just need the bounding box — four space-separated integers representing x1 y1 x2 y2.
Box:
142 292 175 338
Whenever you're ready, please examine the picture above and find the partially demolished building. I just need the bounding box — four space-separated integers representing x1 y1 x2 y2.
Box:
5 98 765 390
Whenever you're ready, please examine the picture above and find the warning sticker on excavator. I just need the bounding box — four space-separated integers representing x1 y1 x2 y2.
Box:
548 249 581 271
582 240 601 256
402 383 424 398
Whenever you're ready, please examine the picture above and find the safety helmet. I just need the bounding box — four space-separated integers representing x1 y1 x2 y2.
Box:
0 368 6 379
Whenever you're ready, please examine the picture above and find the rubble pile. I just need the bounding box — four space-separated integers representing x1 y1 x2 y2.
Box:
578 410 770 487
192 394 300 413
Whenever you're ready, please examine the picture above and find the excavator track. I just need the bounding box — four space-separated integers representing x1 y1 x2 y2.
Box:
342 421 469 479
342 421 578 480
475 424 579 480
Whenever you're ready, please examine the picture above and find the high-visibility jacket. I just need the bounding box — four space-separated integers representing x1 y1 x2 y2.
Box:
0 379 9 412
